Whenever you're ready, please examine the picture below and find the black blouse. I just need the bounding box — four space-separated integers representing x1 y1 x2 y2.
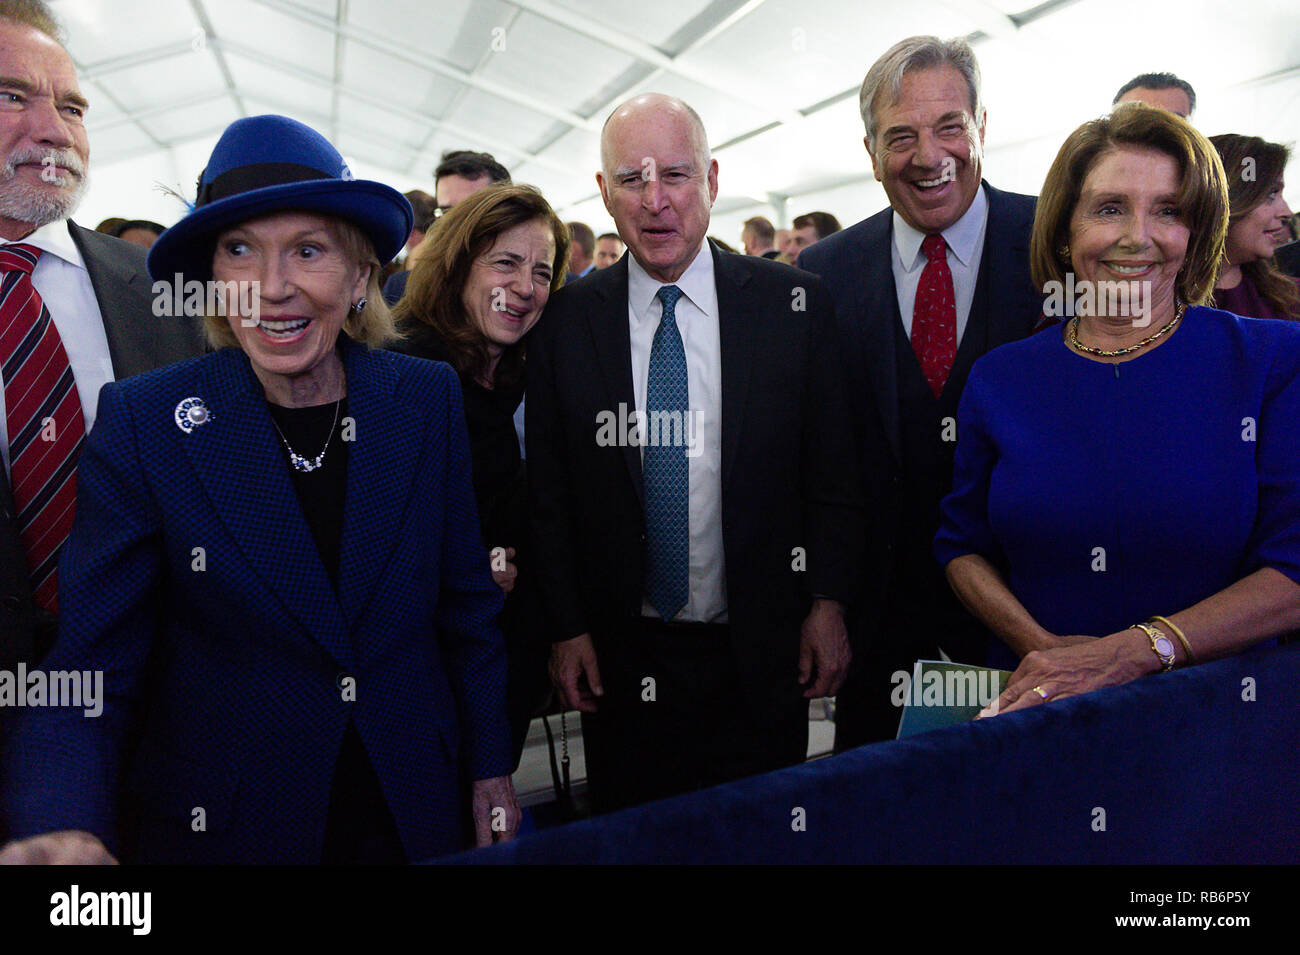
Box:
266 396 405 864
265 398 349 582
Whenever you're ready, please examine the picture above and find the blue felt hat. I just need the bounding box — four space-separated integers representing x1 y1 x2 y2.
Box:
148 115 412 281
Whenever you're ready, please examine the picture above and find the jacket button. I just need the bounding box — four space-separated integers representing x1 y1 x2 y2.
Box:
640 533 648 543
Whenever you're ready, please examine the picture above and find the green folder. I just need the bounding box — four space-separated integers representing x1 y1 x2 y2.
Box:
895 660 1013 739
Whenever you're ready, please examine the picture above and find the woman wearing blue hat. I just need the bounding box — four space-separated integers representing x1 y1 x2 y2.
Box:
0 115 520 864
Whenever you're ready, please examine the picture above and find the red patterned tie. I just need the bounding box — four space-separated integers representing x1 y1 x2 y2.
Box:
0 243 86 612
911 233 957 398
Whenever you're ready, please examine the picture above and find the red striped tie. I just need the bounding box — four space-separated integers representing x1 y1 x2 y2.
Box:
0 243 85 612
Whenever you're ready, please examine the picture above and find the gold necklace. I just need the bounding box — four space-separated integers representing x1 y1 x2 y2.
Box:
1069 303 1186 358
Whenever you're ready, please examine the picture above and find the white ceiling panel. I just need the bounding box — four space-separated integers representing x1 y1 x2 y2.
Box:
341 43 463 114
139 100 243 144
203 0 338 65
60 0 201 57
548 0 718 49
476 11 631 109
444 87 565 150
347 0 519 72
84 122 159 165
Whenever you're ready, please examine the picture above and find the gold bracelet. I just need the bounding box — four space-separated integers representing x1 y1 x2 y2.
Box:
1149 615 1195 664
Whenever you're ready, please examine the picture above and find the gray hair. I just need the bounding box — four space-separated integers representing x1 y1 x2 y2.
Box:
859 36 985 151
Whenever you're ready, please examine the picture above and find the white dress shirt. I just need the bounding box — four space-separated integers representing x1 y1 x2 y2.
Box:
627 242 727 623
892 184 989 345
0 221 113 477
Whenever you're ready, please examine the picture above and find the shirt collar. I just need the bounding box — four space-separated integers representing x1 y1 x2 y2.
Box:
0 219 87 271
892 183 989 272
628 240 714 325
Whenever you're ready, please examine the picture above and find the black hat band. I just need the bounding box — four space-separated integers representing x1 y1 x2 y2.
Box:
196 162 334 207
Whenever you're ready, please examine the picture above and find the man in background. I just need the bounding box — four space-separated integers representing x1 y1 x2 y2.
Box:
788 211 841 260
593 231 624 269
741 215 779 258
1113 72 1196 119
565 220 596 282
382 149 511 305
398 189 436 267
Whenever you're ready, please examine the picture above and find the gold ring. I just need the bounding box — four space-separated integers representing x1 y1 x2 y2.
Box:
1031 685 1049 700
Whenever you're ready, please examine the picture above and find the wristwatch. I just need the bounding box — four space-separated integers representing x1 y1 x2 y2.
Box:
1135 622 1176 671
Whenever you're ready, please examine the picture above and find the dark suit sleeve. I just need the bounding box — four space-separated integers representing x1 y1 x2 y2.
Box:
803 281 866 603
524 310 589 642
2 383 161 851
432 370 512 781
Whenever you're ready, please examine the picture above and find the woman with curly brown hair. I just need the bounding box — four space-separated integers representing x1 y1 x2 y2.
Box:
392 183 569 768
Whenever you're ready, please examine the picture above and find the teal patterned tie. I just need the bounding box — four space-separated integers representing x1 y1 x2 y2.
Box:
644 284 689 621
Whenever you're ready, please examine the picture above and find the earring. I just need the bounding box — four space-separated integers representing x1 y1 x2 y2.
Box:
1057 244 1070 258
352 297 367 314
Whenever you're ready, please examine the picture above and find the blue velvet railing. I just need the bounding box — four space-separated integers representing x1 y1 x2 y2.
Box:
448 643 1300 864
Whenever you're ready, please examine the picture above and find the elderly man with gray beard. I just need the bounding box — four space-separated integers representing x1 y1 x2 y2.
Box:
0 2 204 680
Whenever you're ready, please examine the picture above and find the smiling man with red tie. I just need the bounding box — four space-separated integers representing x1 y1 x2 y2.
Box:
0 2 203 673
798 36 1042 749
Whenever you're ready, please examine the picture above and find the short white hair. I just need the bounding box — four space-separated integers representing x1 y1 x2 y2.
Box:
859 36 986 152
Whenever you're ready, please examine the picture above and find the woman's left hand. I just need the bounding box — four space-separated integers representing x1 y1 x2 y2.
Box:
471 774 522 847
979 627 1157 717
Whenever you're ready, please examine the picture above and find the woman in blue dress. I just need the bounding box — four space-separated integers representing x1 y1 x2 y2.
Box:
936 103 1300 715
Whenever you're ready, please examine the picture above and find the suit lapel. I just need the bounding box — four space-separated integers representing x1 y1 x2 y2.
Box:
67 221 156 380
585 259 643 504
943 183 1035 400
713 244 756 490
334 341 420 641
978 183 1038 352
856 213 904 463
179 347 355 669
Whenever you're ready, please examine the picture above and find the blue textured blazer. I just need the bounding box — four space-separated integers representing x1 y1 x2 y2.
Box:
1 337 511 864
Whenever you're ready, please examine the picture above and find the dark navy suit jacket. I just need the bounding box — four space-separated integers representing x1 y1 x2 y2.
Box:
2 337 510 863
526 242 864 721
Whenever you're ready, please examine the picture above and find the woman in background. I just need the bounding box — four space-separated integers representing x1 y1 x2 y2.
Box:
393 184 568 768
1209 134 1300 319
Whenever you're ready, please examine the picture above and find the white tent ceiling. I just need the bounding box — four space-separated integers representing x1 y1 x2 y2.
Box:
56 0 1300 247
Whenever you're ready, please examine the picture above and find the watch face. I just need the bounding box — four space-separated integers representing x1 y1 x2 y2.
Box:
1156 636 1176 659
